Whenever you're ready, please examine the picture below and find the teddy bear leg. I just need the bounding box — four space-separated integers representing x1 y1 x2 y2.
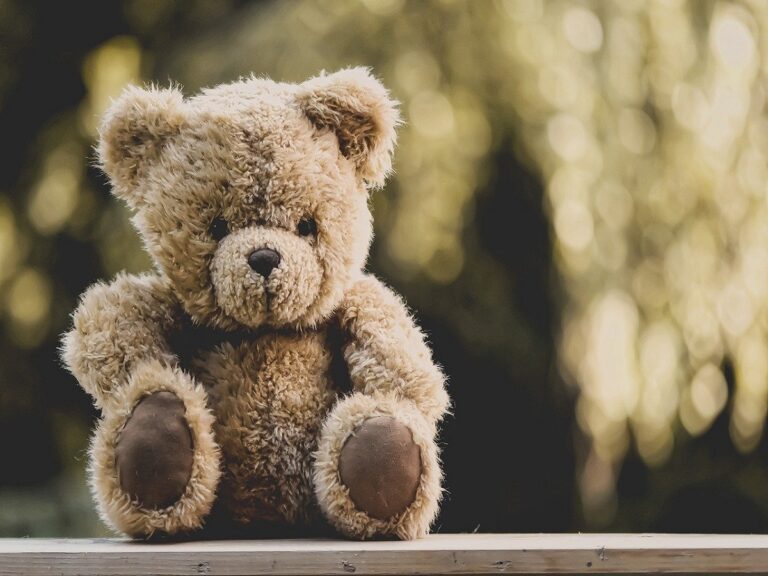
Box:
314 394 442 540
89 360 221 538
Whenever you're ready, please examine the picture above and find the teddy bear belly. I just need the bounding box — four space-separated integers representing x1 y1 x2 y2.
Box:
190 331 341 527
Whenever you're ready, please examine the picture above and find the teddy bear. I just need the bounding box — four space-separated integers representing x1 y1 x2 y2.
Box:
61 68 449 541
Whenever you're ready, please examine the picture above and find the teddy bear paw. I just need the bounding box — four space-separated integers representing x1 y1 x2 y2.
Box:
115 391 193 509
338 416 422 520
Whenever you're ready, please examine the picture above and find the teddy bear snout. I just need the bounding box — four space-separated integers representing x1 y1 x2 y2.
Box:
210 224 324 326
248 248 281 277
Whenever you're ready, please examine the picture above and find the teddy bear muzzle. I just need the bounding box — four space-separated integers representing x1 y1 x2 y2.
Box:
210 226 325 328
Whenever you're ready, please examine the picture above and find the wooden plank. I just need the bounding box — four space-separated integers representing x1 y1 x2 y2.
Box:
1 533 768 575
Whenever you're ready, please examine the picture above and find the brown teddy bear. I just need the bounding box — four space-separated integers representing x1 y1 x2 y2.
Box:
61 68 449 540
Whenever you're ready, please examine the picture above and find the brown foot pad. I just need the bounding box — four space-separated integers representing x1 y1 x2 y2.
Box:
115 391 193 509
338 416 422 520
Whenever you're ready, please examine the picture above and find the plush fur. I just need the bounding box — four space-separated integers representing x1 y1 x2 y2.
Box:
61 68 449 540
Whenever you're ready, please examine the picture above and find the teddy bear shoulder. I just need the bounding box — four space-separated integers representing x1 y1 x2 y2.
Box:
334 274 428 351
70 272 180 329
336 274 406 326
61 271 182 406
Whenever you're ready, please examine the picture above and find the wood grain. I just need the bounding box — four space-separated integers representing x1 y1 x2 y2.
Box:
1 533 768 575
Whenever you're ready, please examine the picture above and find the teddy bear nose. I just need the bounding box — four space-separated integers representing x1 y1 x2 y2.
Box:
248 248 281 277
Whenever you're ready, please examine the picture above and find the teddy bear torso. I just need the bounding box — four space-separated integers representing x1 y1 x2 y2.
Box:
169 318 350 528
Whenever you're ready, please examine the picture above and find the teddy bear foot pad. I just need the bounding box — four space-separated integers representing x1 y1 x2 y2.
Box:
339 416 422 520
115 391 194 509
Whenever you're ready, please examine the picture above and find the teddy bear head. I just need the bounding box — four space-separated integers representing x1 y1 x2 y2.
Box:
98 68 399 330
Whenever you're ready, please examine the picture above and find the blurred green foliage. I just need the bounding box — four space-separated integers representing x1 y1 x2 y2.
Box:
2 0 768 536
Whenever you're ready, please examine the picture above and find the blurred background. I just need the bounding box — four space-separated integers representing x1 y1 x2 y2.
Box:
2 0 768 536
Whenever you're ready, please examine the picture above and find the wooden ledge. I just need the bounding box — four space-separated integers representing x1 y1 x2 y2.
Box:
2 533 768 575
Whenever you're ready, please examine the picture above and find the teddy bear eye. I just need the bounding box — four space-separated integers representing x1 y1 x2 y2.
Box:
297 217 318 237
209 216 229 241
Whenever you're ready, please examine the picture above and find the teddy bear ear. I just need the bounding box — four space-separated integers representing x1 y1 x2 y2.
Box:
296 67 401 188
97 84 187 208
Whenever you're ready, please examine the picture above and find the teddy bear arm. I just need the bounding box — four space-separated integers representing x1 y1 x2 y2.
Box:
61 272 181 409
64 273 222 537
337 275 450 424
313 276 449 539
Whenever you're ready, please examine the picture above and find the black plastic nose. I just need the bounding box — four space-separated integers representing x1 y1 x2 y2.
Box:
248 248 281 277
